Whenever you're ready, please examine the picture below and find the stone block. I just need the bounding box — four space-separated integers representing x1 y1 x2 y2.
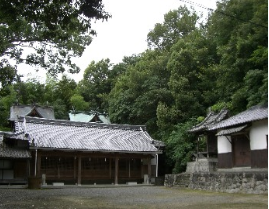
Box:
52 182 64 186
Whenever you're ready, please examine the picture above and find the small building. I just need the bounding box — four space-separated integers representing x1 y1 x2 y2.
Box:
189 109 229 159
187 109 229 172
0 104 54 185
209 105 268 169
165 105 268 194
0 132 31 184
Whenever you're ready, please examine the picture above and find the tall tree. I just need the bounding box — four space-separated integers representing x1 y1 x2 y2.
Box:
147 6 198 50
14 78 46 105
0 0 110 85
207 0 268 112
77 59 112 112
54 75 77 111
109 50 171 134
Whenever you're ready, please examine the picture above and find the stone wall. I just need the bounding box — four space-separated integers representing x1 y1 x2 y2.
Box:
164 172 268 194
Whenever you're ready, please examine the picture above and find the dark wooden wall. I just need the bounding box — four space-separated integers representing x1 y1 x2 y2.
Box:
218 152 233 168
251 149 268 168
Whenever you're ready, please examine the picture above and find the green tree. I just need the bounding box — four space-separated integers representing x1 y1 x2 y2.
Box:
166 119 196 173
77 59 114 112
0 66 18 88
208 0 268 112
109 50 171 134
147 6 198 50
0 0 110 83
70 94 89 111
54 75 77 111
14 78 46 105
0 85 17 129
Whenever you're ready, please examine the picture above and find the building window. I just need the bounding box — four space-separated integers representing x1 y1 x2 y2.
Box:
58 157 74 170
82 157 109 170
41 157 74 170
130 158 141 171
0 160 13 180
41 157 57 170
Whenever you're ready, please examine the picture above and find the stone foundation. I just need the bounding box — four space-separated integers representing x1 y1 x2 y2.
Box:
164 171 268 194
186 158 218 173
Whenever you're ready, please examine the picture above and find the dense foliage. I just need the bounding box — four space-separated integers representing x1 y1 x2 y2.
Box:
0 0 267 173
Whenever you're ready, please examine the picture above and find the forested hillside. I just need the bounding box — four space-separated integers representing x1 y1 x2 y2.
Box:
0 0 267 173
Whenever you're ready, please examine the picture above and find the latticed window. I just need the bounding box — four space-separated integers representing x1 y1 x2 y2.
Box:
41 157 74 170
41 157 58 169
119 158 128 171
82 157 109 170
58 157 74 170
130 158 141 171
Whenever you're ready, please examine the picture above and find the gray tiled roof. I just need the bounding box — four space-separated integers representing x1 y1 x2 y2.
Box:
0 134 31 158
189 109 229 133
9 105 55 121
15 117 161 153
209 105 268 130
0 145 31 158
216 125 248 136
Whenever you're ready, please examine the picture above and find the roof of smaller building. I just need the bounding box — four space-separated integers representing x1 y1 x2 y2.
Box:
9 105 55 121
69 111 111 124
0 133 31 158
216 125 248 136
189 109 229 133
13 117 161 154
209 105 268 130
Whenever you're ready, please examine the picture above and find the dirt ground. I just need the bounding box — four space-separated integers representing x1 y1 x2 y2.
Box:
0 186 267 209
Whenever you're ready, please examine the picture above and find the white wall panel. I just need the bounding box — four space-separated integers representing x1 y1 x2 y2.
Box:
250 119 268 150
218 135 232 153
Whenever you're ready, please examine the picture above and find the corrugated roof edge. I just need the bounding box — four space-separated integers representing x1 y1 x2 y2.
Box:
27 147 162 154
188 109 229 133
208 104 268 130
18 116 147 131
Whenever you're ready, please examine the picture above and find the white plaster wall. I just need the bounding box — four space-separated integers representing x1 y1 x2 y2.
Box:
218 135 232 153
250 119 268 150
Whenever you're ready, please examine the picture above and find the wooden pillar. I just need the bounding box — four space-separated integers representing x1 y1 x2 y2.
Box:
128 159 131 178
27 159 30 180
196 136 199 161
115 157 119 185
73 157 77 180
109 158 112 178
77 156 81 186
37 151 41 176
57 157 60 179
147 157 151 183
206 135 209 158
141 158 143 178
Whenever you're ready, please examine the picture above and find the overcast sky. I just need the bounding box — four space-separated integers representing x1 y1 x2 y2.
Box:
18 0 217 82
